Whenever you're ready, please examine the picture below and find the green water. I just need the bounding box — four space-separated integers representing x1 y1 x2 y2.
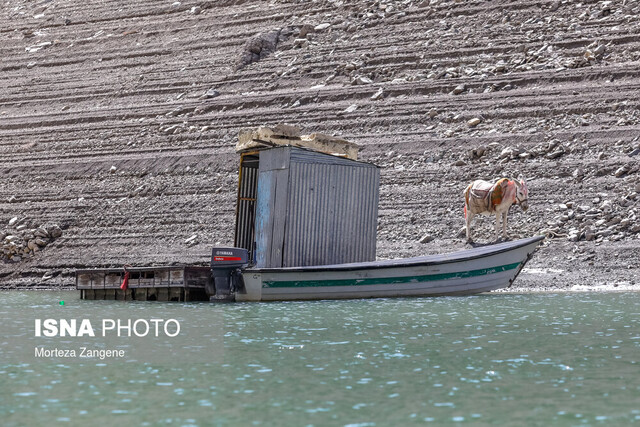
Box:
2 291 640 426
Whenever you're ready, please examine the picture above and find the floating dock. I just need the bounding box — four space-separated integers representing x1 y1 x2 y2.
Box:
76 266 211 301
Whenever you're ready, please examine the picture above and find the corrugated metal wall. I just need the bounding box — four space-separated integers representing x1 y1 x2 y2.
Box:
250 147 379 268
283 157 378 267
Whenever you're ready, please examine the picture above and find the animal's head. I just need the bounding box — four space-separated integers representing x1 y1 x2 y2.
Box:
515 176 529 211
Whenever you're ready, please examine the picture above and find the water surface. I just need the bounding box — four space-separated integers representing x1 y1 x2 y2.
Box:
2 291 639 426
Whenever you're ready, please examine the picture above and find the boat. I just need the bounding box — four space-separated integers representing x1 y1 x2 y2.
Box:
236 235 544 301
77 236 543 302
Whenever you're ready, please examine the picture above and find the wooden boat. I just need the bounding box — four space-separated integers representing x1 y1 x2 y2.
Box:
236 235 544 301
76 236 543 301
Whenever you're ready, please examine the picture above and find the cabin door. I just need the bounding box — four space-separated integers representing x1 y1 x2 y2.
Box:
234 152 259 263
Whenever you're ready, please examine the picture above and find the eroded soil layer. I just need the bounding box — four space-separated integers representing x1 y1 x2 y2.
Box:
1 0 638 290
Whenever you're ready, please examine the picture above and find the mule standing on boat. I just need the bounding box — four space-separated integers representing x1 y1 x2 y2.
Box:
463 177 529 242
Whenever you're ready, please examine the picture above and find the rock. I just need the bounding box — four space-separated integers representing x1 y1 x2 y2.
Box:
371 87 384 100
34 237 48 247
572 168 584 179
599 200 613 213
593 44 606 58
27 240 38 251
452 84 466 95
428 108 438 118
236 28 288 70
468 146 487 159
467 117 482 127
163 124 182 134
185 235 198 245
110 165 117 174
598 229 613 238
4 235 20 242
8 217 18 226
33 227 49 239
615 165 629 177
47 225 62 238
419 234 434 243
299 24 315 38
314 23 331 31
190 6 201 15
202 88 220 99
352 76 373 85
546 148 565 159
293 38 308 48
25 41 52 53
500 147 515 159
453 159 467 166
344 104 358 113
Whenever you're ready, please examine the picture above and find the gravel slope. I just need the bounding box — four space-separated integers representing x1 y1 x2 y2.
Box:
1 0 638 289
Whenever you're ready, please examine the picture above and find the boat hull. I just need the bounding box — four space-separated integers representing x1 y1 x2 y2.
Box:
238 236 544 301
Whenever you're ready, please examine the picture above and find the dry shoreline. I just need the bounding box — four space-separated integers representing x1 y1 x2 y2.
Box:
1 1 639 289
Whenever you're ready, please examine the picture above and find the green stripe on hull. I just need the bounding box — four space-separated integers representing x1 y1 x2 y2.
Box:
262 262 522 288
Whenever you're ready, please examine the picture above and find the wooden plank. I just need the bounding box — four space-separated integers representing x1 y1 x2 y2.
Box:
139 270 154 288
169 288 182 301
156 269 170 287
185 267 212 289
105 272 121 289
157 288 169 301
169 269 184 287
77 273 92 289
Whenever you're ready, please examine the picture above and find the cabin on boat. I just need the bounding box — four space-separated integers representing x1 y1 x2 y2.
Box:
235 125 380 268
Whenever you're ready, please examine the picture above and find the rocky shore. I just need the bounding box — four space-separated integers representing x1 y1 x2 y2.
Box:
1 0 638 290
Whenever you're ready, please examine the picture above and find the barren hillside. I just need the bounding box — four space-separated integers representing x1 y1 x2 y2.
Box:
1 0 638 289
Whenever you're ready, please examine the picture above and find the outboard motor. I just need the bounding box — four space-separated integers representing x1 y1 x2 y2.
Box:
208 247 249 302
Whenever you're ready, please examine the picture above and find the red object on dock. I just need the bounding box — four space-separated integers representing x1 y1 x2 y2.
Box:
120 271 130 290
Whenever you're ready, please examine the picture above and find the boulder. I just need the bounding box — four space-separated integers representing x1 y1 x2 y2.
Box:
48 225 63 238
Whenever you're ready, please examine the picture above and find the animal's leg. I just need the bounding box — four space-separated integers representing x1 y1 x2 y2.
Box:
495 212 501 241
466 211 474 242
502 211 508 239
